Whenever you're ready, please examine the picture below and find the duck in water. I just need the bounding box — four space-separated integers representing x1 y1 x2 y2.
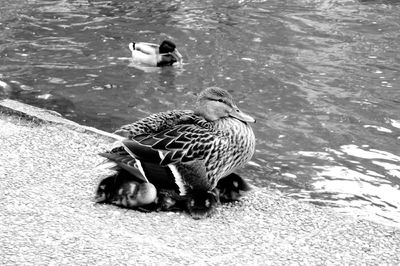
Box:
129 40 183 67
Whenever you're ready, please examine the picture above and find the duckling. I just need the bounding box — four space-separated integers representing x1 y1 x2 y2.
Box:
129 40 183 67
115 172 251 214
151 173 251 216
154 189 187 212
215 173 252 203
155 189 217 219
95 168 157 208
99 87 256 219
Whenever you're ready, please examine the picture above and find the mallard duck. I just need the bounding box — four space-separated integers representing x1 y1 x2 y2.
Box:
153 173 252 212
95 168 157 208
96 171 250 213
98 87 256 219
215 173 252 203
129 40 183 67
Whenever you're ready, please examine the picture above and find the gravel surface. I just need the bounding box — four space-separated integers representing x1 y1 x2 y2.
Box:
1 100 400 265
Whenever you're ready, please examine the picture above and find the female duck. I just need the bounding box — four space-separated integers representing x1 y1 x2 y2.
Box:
129 40 183 67
96 87 256 219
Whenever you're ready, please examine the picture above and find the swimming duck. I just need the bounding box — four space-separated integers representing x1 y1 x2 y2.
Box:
98 87 256 219
129 40 183 67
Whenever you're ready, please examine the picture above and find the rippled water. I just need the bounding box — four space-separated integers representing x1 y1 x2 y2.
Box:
1 0 399 227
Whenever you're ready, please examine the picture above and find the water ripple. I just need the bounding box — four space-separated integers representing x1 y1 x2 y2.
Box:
1 0 400 227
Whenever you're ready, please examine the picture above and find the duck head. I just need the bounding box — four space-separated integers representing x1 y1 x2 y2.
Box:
159 40 183 64
186 191 218 220
195 87 256 123
159 40 176 53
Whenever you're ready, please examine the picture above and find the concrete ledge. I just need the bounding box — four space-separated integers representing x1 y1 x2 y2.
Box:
0 99 123 141
1 100 399 265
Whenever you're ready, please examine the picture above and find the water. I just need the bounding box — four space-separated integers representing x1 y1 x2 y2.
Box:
1 0 399 227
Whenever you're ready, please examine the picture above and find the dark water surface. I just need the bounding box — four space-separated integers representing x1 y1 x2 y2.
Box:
1 0 399 227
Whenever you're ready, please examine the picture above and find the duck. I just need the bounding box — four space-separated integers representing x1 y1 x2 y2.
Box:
97 87 256 219
128 40 183 67
215 173 252 203
95 167 157 208
96 170 250 213
152 172 252 212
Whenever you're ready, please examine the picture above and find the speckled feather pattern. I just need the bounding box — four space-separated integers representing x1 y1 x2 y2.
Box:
109 110 255 192
205 118 255 188
114 110 195 138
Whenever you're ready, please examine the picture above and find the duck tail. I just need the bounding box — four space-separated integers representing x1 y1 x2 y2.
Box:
128 42 136 53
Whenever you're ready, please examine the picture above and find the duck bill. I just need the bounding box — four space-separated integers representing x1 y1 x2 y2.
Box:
172 49 183 64
230 106 256 123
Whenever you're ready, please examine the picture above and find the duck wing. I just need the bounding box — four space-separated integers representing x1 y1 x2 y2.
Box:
99 148 148 182
122 123 222 167
114 110 196 138
99 147 182 191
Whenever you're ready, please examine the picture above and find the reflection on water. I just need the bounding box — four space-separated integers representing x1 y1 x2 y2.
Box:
293 144 400 227
1 0 399 227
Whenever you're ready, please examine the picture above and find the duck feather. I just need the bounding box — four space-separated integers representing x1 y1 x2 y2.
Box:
96 87 256 218
122 122 224 167
114 110 195 138
101 88 255 194
99 150 148 182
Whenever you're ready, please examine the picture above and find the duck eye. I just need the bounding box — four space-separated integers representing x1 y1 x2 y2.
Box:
218 99 224 103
